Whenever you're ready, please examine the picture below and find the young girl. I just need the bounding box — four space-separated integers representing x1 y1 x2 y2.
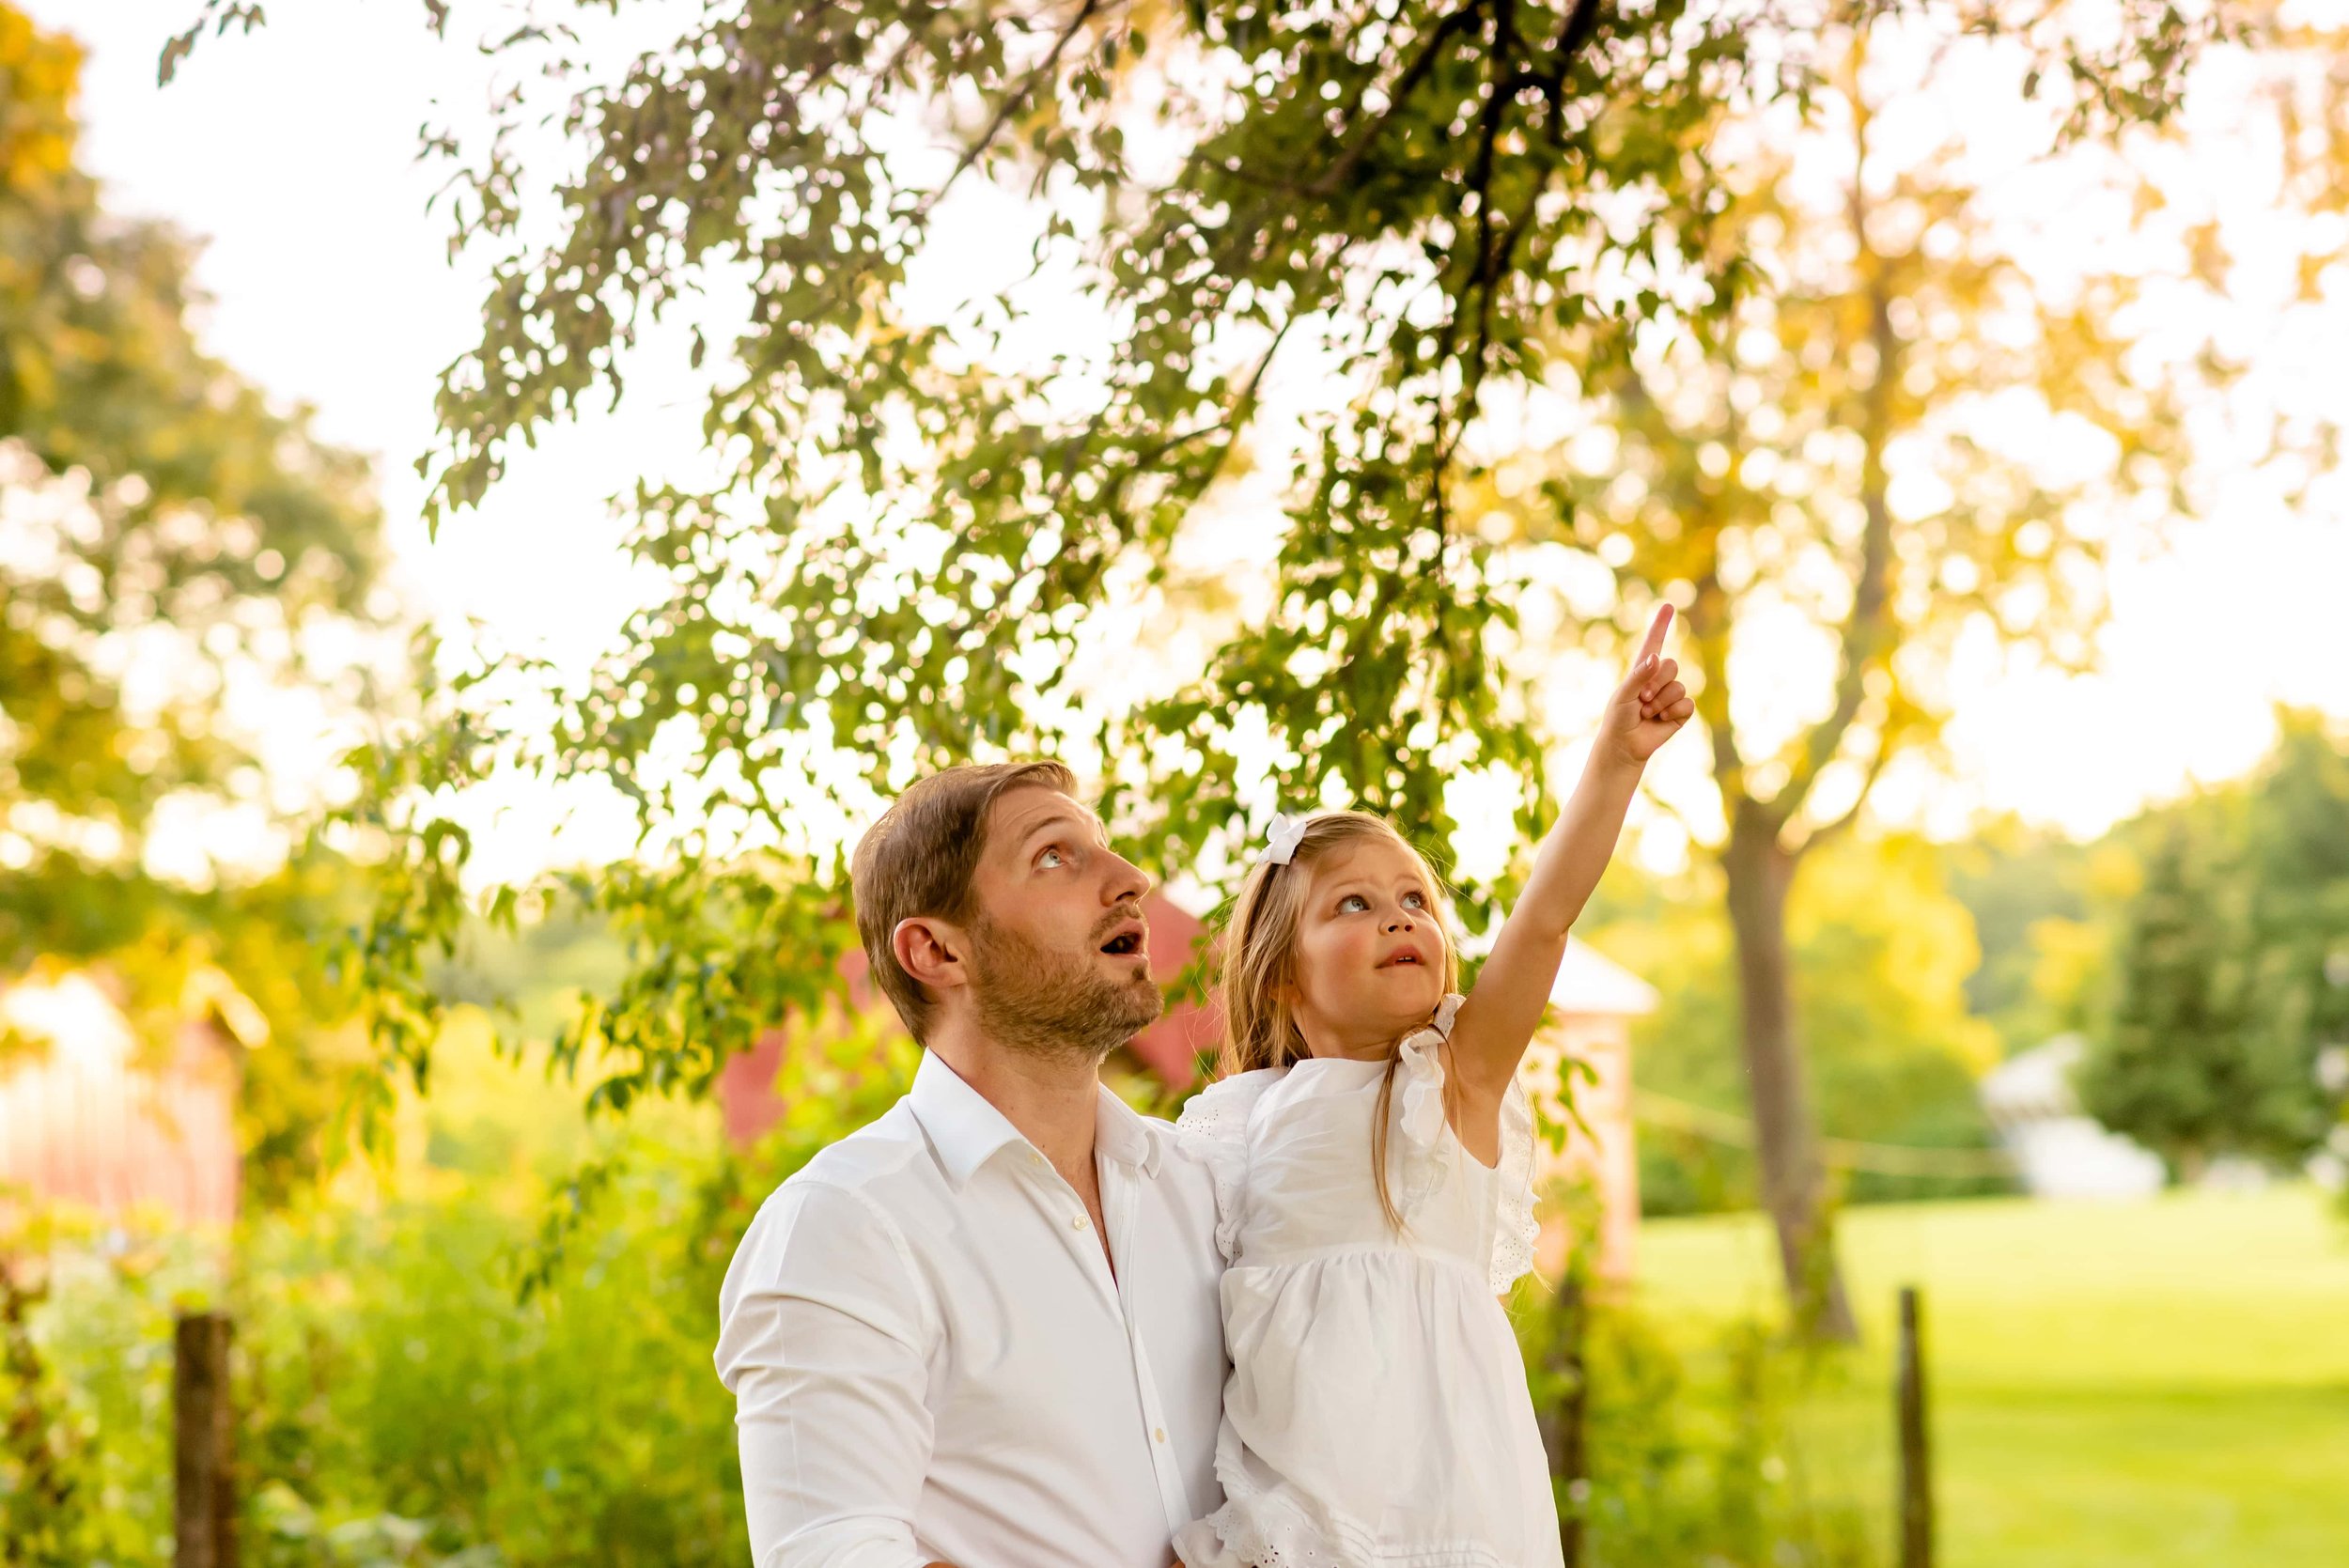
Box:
1173 607 1692 1568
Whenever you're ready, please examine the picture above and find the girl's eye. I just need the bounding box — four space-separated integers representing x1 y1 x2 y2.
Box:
1338 893 1370 913
1402 890 1426 909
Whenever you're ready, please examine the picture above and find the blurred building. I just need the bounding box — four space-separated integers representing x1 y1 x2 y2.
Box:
0 970 243 1227
1978 1033 2166 1201
717 911 1657 1284
1524 940 1658 1287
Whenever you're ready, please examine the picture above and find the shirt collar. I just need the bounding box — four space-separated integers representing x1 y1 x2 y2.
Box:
1094 1082 1167 1179
910 1049 1166 1188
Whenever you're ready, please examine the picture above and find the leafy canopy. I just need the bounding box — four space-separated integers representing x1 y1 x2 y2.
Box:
310 0 2237 1110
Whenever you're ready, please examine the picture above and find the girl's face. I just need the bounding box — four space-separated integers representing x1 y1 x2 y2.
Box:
1285 837 1448 1060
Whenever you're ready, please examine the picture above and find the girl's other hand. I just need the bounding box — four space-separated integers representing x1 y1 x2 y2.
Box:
1601 604 1693 765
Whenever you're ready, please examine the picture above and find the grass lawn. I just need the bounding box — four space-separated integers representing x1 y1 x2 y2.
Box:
1633 1186 2349 1567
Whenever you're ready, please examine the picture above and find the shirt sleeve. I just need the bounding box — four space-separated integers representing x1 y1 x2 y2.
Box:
714 1179 940 1568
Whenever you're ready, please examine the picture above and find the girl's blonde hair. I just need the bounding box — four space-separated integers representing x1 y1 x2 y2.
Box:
1216 811 1460 1232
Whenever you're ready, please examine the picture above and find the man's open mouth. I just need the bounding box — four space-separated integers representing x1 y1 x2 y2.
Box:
1100 929 1144 957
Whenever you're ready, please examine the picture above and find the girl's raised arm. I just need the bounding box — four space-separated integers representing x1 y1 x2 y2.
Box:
1447 606 1692 1113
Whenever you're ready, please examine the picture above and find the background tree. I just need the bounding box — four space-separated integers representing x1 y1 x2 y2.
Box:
1948 818 2114 1056
1950 709 2349 1183
2076 711 2349 1177
0 4 390 1200
1588 832 2006 1219
199 0 2272 1317
2235 710 2349 1149
1471 6 2349 1326
2077 823 2256 1180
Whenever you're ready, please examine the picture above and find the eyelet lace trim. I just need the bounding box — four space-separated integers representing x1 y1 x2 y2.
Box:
1175 1071 1276 1264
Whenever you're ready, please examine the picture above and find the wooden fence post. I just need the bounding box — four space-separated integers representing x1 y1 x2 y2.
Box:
174 1311 236 1568
1895 1285 1933 1568
1539 1271 1591 1568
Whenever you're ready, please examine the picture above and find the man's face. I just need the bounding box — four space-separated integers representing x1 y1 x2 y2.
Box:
959 786 1162 1062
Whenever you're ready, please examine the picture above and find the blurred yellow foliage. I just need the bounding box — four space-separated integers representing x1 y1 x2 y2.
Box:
0 4 78 196
1789 835 2002 1079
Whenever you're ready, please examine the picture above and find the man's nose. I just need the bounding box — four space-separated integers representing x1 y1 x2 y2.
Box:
1106 850 1152 907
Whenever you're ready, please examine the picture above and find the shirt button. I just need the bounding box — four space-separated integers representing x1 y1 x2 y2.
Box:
1154 1427 1167 1443
1071 1215 1089 1231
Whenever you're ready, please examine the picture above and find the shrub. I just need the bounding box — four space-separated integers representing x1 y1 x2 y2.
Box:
24 1025 915 1567
28 1024 1880 1565
1513 1260 1880 1567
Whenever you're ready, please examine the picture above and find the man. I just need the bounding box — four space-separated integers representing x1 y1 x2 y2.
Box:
714 761 1226 1567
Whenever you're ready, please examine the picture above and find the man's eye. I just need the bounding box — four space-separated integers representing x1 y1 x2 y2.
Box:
1339 893 1369 913
1037 846 1066 868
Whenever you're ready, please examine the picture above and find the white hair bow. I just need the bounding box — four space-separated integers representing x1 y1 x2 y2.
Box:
1262 812 1309 867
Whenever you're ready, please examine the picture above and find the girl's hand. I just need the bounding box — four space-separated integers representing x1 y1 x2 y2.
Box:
1601 604 1693 766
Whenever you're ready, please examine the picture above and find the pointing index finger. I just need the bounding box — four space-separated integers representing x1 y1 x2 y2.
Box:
1635 603 1673 667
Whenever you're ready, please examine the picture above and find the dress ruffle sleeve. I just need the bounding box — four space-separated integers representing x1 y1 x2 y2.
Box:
1174 1070 1277 1264
1392 992 1542 1289
1392 993 1466 1218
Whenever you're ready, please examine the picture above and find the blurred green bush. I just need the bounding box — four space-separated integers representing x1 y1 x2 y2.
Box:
18 1126 1875 1568
13 1019 915 1568
15 1053 1875 1568
1517 1296 1880 1568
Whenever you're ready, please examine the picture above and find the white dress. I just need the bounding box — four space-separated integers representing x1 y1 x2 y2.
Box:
1171 995 1562 1568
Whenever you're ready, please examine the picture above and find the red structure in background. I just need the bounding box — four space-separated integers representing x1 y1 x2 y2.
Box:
0 971 242 1229
715 892 1218 1148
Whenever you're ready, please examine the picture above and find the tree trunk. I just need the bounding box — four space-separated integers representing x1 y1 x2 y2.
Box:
1721 809 1857 1340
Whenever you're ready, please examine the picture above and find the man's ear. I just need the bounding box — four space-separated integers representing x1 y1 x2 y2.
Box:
892 915 970 996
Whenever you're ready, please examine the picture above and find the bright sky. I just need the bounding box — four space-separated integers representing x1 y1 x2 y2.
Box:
36 0 2349 876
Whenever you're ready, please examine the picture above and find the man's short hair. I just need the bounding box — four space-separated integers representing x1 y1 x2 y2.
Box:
850 760 1079 1043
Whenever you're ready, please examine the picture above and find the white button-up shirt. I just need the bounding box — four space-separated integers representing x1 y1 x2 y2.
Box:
715 1050 1227 1568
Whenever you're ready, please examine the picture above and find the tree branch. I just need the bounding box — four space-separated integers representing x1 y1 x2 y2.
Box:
1426 0 1521 540
1100 287 1316 511
1510 0 1609 147
1638 774 1715 852
916 0 1107 222
1766 62 1899 831
1610 361 1747 811
1687 562 1746 809
1310 0 1492 198
1554 0 1607 69
1785 710 1896 857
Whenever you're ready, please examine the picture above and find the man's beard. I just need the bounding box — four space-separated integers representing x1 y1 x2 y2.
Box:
967 908 1163 1064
